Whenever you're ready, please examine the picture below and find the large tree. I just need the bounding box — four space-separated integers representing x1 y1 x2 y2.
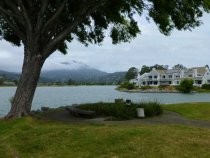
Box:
125 67 138 81
172 64 186 70
140 64 168 75
0 0 209 118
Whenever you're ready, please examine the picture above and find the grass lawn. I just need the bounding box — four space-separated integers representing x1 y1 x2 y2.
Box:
162 102 210 121
1 102 210 157
0 116 210 158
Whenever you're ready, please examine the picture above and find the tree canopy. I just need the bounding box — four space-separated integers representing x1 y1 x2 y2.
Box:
172 64 186 70
0 0 210 56
140 64 168 75
125 67 138 81
179 79 194 93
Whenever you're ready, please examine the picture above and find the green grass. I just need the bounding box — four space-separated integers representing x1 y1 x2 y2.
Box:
193 87 210 93
1 102 210 157
1 117 210 158
162 102 210 121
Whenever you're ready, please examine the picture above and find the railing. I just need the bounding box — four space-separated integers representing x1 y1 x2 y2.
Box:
159 78 173 81
147 78 159 81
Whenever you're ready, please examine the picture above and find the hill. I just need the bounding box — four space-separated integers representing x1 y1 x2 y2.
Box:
0 68 125 85
0 70 19 81
41 68 125 84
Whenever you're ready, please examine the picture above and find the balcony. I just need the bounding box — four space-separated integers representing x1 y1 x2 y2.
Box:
159 78 173 81
147 78 159 81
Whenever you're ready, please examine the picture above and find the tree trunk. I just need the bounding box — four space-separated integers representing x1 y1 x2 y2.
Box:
5 47 45 119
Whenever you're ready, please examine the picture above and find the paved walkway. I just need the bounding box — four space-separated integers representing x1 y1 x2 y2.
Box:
37 108 210 128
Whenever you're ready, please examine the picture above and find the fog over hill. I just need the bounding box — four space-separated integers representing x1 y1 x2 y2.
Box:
0 60 126 84
41 60 126 84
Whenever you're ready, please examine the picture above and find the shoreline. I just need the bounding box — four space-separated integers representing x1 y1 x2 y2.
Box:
121 89 180 93
117 88 180 93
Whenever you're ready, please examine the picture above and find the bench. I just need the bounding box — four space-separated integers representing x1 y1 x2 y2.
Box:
65 106 95 118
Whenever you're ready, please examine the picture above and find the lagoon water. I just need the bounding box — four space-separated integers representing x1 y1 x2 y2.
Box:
1 86 210 117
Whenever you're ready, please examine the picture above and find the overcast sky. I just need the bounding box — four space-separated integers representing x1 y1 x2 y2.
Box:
0 14 210 73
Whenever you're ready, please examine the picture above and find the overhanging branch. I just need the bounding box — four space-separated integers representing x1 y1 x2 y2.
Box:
3 0 20 15
36 0 49 32
0 6 21 19
41 0 67 35
43 0 108 57
1 16 25 40
17 0 32 33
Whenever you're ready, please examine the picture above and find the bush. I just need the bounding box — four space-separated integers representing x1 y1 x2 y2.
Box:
158 85 167 90
0 78 4 85
140 86 153 90
202 84 210 90
78 101 162 120
120 81 135 90
179 79 193 93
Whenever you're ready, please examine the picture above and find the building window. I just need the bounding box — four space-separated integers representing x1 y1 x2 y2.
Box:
176 81 179 84
168 75 172 78
154 81 158 85
148 76 152 79
169 81 172 84
188 75 192 77
162 75 165 79
198 81 202 84
154 76 157 79
176 76 180 78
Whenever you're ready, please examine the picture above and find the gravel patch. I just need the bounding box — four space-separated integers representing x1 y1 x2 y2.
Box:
36 108 210 128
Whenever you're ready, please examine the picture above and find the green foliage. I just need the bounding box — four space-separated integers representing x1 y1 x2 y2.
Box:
13 80 18 86
78 101 162 120
140 64 168 75
120 81 135 90
125 67 138 81
0 0 144 52
140 86 153 90
0 0 209 53
158 85 168 90
0 77 4 85
179 79 194 93
172 64 186 70
67 78 75 85
202 84 210 90
139 65 151 75
152 64 168 70
148 0 210 35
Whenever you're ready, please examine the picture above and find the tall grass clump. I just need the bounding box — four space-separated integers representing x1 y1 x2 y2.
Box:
78 101 162 120
202 84 210 90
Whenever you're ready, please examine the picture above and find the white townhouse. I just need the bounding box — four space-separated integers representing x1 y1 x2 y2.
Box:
134 66 210 87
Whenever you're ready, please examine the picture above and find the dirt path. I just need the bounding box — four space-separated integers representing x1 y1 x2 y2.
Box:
36 108 210 128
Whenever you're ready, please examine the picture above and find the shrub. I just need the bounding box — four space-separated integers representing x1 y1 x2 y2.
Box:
158 85 167 90
140 86 153 90
179 79 193 93
0 78 4 85
120 81 135 90
202 84 210 90
78 101 162 120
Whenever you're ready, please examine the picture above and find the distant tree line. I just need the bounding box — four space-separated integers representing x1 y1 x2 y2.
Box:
0 77 4 85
